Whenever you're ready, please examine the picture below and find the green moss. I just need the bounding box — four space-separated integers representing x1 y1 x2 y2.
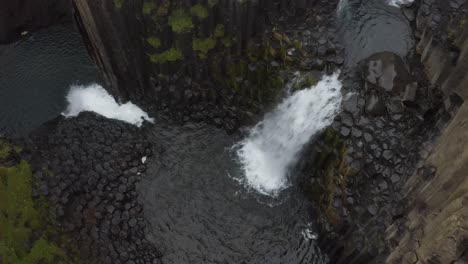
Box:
221 37 232 48
168 9 194 33
305 128 352 226
142 1 156 15
208 0 219 8
148 48 183 63
114 0 123 9
151 1 169 18
214 24 225 38
0 160 66 263
190 4 209 20
193 37 217 56
146 36 161 48
0 140 22 159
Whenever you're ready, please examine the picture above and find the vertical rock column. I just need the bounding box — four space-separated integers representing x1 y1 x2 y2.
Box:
72 0 314 107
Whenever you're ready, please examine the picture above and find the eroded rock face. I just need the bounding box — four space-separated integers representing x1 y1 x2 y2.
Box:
0 0 72 44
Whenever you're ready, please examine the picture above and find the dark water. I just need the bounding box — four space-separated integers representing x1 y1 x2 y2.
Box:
0 24 98 135
139 122 328 264
338 0 414 66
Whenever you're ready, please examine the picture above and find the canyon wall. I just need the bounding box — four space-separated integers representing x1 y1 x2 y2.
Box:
384 0 468 263
72 0 341 130
0 0 72 44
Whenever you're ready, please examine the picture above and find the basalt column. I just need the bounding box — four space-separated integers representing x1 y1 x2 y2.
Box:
72 0 315 118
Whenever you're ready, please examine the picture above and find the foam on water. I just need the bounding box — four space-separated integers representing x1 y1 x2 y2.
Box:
62 84 154 127
387 0 414 7
235 72 343 197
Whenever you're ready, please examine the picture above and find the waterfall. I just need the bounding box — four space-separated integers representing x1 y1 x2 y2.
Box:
62 84 154 127
235 72 343 197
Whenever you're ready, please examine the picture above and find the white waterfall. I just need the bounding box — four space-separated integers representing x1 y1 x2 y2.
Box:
235 72 343 197
62 84 154 127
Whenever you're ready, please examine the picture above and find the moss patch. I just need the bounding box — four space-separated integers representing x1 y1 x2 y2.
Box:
146 36 161 48
305 128 352 226
193 37 217 57
114 0 123 10
190 4 209 20
168 9 194 33
0 140 22 159
214 24 225 38
142 1 156 15
208 0 219 8
0 160 66 263
148 48 183 63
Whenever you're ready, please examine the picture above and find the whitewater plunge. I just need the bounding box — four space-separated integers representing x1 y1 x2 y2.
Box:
62 84 154 127
235 72 343 197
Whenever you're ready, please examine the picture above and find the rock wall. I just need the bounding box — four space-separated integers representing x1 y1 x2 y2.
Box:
383 0 468 263
415 0 468 121
385 98 468 264
72 0 341 130
0 0 72 44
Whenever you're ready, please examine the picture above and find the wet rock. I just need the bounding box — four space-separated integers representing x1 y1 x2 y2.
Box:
390 174 401 184
362 52 412 94
382 150 394 160
402 82 418 108
368 204 379 216
366 92 387 116
378 180 389 190
343 93 360 116
341 127 351 137
364 133 373 142
352 128 363 138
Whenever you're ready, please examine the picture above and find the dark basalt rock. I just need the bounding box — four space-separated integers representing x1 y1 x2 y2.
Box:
362 52 412 94
29 112 162 264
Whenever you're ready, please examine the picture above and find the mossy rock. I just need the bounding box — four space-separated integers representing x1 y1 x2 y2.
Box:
190 4 209 20
214 24 225 38
146 36 161 48
208 0 219 8
0 160 67 263
168 9 194 33
0 140 22 159
148 48 183 63
193 37 217 57
114 0 123 10
142 1 156 15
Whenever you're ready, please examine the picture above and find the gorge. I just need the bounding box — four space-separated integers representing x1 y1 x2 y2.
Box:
0 0 467 264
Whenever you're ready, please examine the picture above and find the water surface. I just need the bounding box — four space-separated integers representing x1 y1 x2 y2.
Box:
139 122 328 264
0 24 98 134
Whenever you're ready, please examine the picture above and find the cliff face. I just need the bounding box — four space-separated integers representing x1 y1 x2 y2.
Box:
415 0 468 119
383 1 468 263
386 99 468 264
72 0 341 130
0 0 72 44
